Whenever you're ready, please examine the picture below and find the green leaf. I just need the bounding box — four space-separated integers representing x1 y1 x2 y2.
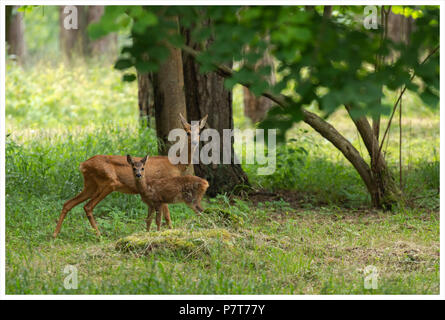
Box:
122 74 137 82
114 59 133 70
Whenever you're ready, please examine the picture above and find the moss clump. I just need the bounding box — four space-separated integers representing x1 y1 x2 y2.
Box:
116 228 233 256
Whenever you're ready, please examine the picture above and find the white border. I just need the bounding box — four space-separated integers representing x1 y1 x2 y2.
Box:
1 0 443 300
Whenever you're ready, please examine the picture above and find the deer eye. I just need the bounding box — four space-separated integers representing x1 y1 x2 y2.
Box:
141 168 144 171
133 168 136 171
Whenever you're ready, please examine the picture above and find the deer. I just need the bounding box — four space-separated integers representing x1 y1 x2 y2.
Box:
127 154 209 231
52 113 208 238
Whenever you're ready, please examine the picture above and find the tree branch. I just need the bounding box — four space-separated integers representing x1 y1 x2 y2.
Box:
181 44 377 197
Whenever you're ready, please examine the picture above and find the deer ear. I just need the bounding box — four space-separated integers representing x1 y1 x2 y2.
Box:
179 113 191 130
126 154 133 165
199 114 208 129
141 155 148 164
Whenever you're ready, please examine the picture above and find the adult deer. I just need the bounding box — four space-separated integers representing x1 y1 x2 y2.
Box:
53 113 208 237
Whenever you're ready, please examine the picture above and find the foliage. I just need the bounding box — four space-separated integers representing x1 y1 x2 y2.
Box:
21 5 60 61
89 5 439 141
5 60 138 129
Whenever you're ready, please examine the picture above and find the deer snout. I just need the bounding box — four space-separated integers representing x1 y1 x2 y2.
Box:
135 173 142 178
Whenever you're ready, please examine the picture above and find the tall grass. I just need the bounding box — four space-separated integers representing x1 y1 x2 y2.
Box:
6 124 158 199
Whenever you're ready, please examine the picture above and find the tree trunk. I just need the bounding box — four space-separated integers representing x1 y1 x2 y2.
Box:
243 48 276 123
137 72 154 127
345 105 401 208
152 16 188 156
59 5 88 59
387 10 413 44
86 5 117 56
182 28 249 197
6 5 26 63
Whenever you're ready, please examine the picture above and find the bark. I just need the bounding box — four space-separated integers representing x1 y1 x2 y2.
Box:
152 16 188 156
86 6 117 56
345 105 401 208
302 110 378 204
137 72 154 127
323 6 332 18
59 5 88 59
6 6 26 63
182 28 249 197
387 10 413 44
243 47 276 123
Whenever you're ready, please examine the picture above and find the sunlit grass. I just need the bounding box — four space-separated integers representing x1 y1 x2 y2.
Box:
6 59 138 130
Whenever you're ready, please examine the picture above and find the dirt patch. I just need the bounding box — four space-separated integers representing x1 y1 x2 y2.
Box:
246 189 317 208
343 240 439 272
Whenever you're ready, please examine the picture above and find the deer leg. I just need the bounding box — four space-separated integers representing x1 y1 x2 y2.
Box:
83 186 114 236
196 202 204 212
146 206 155 231
186 203 202 216
155 209 162 231
53 182 97 238
161 203 172 229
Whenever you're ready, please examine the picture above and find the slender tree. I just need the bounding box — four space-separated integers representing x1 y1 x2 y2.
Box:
86 6 117 56
59 5 88 59
137 72 154 126
6 5 26 63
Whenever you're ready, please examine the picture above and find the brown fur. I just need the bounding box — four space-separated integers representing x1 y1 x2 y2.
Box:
128 155 209 231
52 114 208 238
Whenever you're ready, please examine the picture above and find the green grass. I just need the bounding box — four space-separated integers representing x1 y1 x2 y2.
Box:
5 61 440 294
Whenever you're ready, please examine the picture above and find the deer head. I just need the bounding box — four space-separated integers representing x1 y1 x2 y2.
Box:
179 113 208 156
127 154 148 179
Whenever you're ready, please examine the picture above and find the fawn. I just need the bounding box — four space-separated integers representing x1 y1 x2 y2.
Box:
127 154 209 231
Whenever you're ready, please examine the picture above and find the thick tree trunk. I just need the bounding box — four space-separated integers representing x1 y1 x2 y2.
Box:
182 28 249 197
86 6 117 56
6 6 26 63
243 47 276 123
59 5 88 59
152 16 188 156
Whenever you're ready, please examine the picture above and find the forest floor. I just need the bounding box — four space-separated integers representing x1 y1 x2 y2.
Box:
5 62 440 294
5 192 439 294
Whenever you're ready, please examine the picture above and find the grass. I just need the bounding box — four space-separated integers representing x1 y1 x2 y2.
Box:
5 61 440 294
